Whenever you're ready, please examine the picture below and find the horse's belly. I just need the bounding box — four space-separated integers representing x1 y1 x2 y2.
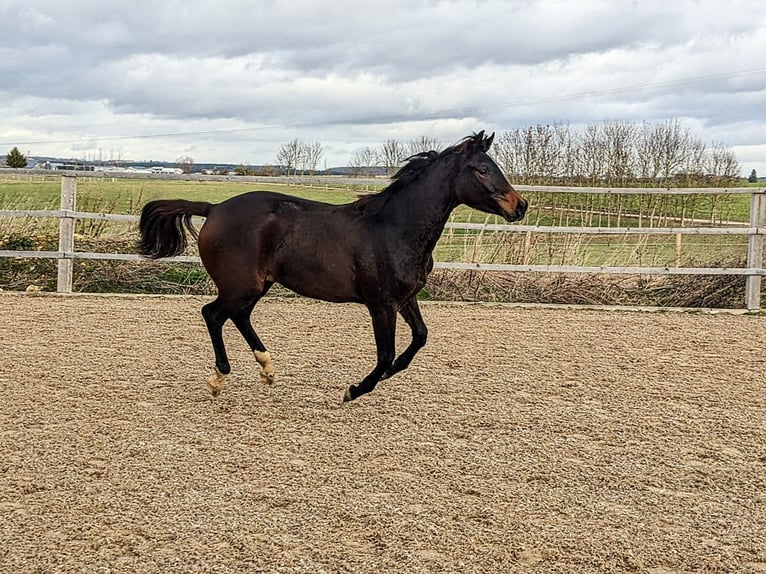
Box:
274 259 361 304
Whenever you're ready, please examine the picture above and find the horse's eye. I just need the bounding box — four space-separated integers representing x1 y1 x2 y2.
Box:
477 167 489 176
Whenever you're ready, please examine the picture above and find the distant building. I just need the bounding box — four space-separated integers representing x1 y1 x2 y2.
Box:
150 166 183 174
38 161 95 171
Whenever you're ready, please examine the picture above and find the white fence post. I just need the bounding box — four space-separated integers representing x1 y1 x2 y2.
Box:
745 191 765 310
56 174 77 293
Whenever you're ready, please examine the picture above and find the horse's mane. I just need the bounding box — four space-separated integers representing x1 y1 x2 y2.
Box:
353 137 473 216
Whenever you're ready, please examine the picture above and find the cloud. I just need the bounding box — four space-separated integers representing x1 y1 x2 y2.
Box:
1 0 765 172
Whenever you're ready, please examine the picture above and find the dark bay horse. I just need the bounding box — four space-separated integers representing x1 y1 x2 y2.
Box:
138 131 527 401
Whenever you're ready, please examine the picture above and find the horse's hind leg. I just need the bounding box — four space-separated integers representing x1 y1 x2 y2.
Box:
230 283 275 385
201 297 231 396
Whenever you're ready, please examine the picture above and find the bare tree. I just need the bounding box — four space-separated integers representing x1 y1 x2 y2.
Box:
679 139 706 186
379 139 407 175
407 136 442 156
580 124 606 186
493 123 576 184
349 146 379 177
300 141 324 175
234 163 255 176
176 156 194 174
532 124 558 183
602 121 636 186
276 139 302 176
554 122 579 183
519 126 537 183
635 122 660 182
652 119 689 184
705 141 740 184
492 129 522 180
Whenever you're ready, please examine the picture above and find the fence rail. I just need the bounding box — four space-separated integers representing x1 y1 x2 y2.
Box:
1 172 764 309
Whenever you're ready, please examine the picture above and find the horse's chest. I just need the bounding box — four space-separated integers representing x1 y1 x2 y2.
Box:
392 256 432 291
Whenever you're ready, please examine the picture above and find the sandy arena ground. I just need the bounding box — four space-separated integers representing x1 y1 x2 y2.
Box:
0 294 764 573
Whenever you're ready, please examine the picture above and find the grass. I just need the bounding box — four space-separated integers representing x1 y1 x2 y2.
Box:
0 177 359 212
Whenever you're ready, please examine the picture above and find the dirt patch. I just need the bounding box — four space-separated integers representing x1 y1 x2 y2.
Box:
1 294 765 573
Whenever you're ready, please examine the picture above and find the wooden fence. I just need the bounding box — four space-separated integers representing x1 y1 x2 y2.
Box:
1 172 764 309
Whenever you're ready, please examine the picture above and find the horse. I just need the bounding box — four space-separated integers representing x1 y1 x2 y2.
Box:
138 131 527 402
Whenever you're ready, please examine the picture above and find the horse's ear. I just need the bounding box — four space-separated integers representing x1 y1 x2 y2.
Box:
459 131 489 154
483 132 495 151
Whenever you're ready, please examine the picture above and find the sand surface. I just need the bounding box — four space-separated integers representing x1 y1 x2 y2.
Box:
1 294 764 573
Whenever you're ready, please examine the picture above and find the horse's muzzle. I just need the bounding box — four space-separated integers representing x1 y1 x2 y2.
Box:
512 198 528 221
500 195 528 222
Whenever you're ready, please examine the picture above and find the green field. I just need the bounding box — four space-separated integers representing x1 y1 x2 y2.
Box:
0 177 359 212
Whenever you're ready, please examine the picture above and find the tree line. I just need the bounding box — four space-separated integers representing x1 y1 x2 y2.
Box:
348 136 443 176
274 120 743 186
5 120 750 185
273 135 445 176
491 120 741 187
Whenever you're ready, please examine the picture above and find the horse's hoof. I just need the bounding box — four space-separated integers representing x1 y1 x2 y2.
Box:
260 370 275 385
343 387 353 402
207 368 226 397
255 351 275 385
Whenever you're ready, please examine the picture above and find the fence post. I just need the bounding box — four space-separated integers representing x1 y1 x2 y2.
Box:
745 190 765 310
56 174 77 293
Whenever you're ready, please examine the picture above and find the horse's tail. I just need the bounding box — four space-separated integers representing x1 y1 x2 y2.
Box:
138 199 213 259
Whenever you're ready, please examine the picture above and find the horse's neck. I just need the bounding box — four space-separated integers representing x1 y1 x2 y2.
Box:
386 165 458 250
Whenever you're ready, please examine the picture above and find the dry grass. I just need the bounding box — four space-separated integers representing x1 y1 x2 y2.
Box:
1 295 764 573
0 231 750 307
425 268 749 308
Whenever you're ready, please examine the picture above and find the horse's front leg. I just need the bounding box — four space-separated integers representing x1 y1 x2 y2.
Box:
343 305 397 402
383 296 427 380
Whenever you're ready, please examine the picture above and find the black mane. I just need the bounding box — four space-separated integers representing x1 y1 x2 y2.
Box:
353 135 477 216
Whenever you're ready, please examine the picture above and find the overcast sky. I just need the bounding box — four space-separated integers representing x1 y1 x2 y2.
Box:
1 0 765 175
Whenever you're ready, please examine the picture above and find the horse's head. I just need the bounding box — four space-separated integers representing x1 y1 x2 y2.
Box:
453 131 527 222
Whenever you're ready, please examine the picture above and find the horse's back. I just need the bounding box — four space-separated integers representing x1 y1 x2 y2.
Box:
201 191 340 252
198 191 365 301
216 190 334 214
202 191 339 242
